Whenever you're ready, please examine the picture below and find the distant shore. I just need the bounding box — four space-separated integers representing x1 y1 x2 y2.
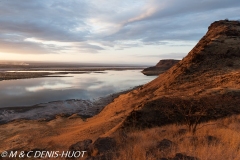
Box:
0 66 146 81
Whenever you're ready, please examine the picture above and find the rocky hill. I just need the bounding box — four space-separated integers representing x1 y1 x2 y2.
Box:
1 20 240 159
145 20 240 91
96 20 240 131
142 59 180 75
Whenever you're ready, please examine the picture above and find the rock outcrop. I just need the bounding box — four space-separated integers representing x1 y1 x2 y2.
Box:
142 59 180 75
145 20 240 90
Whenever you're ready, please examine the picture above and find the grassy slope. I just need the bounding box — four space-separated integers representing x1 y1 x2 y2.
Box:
113 114 240 160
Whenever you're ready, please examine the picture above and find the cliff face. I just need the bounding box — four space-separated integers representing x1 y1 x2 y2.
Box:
142 59 180 75
155 59 180 67
182 20 240 72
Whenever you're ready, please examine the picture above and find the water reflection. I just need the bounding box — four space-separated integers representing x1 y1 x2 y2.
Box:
0 70 156 108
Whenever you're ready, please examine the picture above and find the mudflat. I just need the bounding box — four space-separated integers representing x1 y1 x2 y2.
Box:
0 63 145 81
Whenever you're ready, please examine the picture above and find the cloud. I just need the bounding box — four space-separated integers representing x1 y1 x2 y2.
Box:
0 0 240 56
107 0 240 43
135 52 186 59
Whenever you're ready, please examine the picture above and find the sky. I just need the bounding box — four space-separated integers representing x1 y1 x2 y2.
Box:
0 0 240 65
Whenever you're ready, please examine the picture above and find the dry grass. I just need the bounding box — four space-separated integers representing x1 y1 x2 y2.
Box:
113 114 240 160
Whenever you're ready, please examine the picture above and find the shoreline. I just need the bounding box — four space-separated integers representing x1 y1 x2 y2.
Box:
0 67 145 81
0 86 140 125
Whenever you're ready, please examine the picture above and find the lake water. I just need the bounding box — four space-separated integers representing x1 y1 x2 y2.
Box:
0 70 156 108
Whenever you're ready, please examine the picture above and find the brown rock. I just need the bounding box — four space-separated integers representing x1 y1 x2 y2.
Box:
69 139 93 156
142 59 180 76
93 137 117 154
172 153 199 160
157 139 173 151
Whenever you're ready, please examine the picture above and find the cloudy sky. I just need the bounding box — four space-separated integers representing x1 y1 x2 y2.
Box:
0 0 240 65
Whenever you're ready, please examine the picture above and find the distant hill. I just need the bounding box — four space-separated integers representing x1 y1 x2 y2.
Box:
142 59 180 75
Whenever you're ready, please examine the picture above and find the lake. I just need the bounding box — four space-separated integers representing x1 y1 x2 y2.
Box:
0 70 156 108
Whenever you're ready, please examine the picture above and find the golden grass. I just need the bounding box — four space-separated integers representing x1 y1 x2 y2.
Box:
114 114 240 160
